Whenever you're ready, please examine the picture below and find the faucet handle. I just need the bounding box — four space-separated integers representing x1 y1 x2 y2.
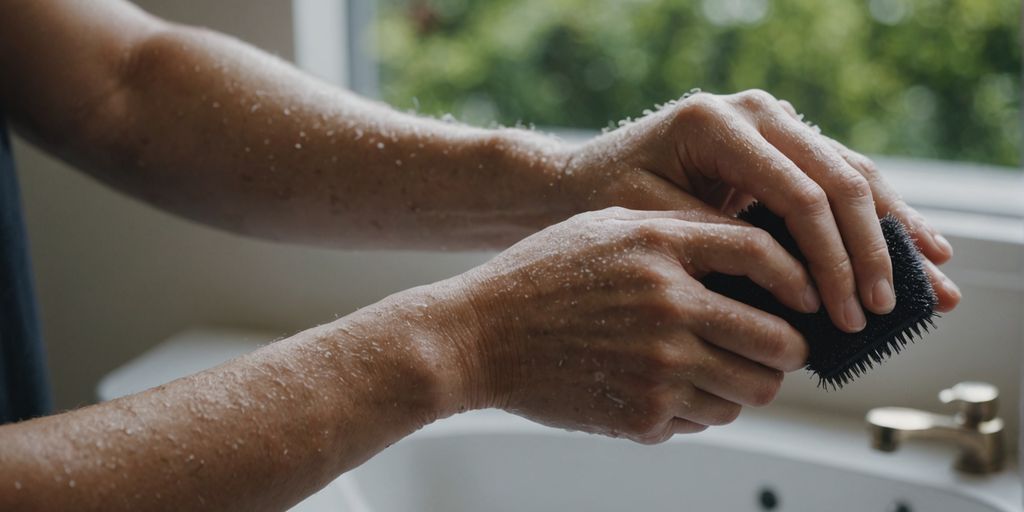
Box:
939 381 999 424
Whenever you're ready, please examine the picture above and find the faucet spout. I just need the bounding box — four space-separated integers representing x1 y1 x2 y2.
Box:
867 407 954 451
865 383 1005 475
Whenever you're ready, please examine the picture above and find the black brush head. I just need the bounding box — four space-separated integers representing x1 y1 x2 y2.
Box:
701 203 938 389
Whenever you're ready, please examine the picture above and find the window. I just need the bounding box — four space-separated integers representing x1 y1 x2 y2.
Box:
364 0 1019 170
294 0 1022 218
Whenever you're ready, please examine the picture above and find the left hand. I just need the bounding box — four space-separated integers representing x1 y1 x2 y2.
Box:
561 89 960 329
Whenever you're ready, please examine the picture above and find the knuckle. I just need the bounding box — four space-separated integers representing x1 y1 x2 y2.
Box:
570 210 603 225
737 89 777 109
742 229 774 258
760 336 789 368
677 94 724 124
753 326 792 368
634 430 672 446
751 372 784 406
627 222 664 246
824 254 855 282
636 264 675 289
645 344 681 374
601 206 631 218
627 411 663 437
791 183 829 216
832 173 872 201
853 154 880 178
712 404 743 425
860 240 892 267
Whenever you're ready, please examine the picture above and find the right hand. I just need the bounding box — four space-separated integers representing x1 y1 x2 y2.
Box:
453 207 811 444
563 90 960 333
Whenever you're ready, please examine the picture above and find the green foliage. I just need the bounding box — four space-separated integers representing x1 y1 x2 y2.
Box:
377 0 1020 167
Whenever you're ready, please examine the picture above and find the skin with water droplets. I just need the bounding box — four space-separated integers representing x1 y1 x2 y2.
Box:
0 1 959 510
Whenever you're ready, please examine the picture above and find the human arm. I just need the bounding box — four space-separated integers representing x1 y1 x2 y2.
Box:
0 0 602 249
0 283 476 511
0 0 957 327
0 207 809 510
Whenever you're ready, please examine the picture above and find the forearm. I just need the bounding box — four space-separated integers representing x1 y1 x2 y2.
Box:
0 280 475 511
32 18 576 249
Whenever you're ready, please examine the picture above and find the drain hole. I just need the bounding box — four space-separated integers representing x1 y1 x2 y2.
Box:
891 502 912 512
757 487 779 510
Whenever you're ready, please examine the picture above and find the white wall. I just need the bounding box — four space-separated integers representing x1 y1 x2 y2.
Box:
11 1 1022 451
12 0 488 410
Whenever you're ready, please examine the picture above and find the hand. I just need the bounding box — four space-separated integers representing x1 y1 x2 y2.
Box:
452 207 810 444
563 90 960 333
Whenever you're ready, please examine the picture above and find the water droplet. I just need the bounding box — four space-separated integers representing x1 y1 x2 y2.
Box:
294 143 302 149
283 108 291 116
377 142 385 149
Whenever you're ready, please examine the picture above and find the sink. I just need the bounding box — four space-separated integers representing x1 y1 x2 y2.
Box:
95 329 1021 512
300 408 1020 512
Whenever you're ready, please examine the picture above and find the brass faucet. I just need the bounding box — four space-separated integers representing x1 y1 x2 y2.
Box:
866 381 1004 474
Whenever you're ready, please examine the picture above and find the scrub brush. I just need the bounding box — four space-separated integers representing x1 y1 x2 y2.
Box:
701 203 938 389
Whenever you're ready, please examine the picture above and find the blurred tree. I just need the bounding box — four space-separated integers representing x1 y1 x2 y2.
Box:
376 0 1020 168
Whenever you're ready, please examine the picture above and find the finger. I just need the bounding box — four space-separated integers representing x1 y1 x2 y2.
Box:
779 102 958 310
711 120 864 332
599 203 746 227
668 417 708 434
688 341 786 407
650 220 819 313
827 138 954 264
761 111 896 317
674 386 742 426
923 259 962 313
686 289 808 372
634 417 707 444
778 99 799 118
596 173 751 227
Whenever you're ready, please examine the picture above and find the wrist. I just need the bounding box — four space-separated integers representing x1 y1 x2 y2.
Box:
476 128 583 227
405 273 513 418
322 276 502 424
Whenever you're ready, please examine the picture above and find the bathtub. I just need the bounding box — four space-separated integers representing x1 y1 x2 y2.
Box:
296 407 1021 512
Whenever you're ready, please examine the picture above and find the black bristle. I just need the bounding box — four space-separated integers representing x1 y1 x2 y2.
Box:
701 203 938 389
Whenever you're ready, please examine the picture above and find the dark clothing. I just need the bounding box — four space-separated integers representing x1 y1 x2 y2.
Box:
0 118 52 424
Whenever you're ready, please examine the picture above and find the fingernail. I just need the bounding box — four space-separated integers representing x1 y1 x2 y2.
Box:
843 296 867 332
801 285 821 313
871 278 896 314
934 233 953 257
